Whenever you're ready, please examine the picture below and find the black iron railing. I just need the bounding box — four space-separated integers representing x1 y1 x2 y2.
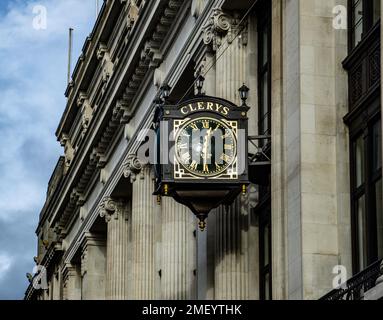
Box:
248 135 271 166
320 259 383 300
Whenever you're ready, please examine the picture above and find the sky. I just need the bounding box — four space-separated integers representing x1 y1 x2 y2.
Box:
0 0 96 300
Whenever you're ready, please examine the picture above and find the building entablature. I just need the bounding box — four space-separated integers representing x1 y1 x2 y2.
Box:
45 0 188 244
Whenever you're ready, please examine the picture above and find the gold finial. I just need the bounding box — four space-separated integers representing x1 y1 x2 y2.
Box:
164 184 169 196
198 219 207 232
242 184 247 195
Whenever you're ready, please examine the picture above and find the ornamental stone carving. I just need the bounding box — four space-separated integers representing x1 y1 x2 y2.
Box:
60 134 75 174
202 8 248 51
123 154 143 183
99 197 118 223
77 92 94 137
99 197 128 223
97 43 114 93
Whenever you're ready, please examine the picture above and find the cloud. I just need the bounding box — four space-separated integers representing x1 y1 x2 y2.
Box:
0 0 95 299
0 254 12 279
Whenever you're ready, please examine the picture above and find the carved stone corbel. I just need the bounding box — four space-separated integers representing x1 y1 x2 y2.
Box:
77 92 93 137
97 43 114 93
96 43 108 60
60 134 75 173
123 154 143 183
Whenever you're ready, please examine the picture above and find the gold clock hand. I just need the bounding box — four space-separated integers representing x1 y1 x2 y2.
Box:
202 128 213 171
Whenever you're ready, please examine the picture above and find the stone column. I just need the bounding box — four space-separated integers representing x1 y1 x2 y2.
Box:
100 197 131 300
203 8 253 300
214 197 250 300
281 0 350 299
128 164 158 300
270 0 286 300
80 233 106 300
161 198 197 300
62 263 81 300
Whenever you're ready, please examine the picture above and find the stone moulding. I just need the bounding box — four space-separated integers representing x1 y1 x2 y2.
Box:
57 0 216 272
51 0 185 235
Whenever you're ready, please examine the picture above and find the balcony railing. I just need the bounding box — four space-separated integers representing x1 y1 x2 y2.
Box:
320 259 383 300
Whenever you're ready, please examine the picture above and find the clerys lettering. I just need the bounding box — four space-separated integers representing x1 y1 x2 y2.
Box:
180 101 230 116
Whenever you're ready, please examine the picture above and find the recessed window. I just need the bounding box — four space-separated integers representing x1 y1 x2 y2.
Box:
351 118 382 273
373 0 380 25
349 0 381 50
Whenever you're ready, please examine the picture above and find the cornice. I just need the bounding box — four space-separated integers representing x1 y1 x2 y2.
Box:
45 0 185 233
62 0 223 265
57 0 119 139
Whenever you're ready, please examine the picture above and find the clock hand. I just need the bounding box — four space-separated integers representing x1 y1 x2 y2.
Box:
202 128 213 170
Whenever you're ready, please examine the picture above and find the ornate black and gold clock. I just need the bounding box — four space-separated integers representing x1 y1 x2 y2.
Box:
154 93 250 230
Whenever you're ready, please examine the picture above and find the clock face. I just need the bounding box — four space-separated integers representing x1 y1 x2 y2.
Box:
175 117 237 178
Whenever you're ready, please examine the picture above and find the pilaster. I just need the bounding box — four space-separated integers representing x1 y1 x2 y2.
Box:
62 263 82 300
161 198 197 300
100 197 131 300
126 159 158 299
80 233 106 300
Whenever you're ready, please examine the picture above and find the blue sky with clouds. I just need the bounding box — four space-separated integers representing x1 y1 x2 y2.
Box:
0 0 96 299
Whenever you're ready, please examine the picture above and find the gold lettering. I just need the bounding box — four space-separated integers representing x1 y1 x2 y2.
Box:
221 154 232 163
207 102 214 111
222 107 229 116
215 104 223 113
190 161 198 170
189 104 197 112
190 123 199 131
202 120 210 129
224 144 233 150
181 106 189 115
198 102 205 110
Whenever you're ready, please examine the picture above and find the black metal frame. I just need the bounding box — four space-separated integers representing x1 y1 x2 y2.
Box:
320 259 382 300
349 111 382 273
348 0 380 52
257 2 272 138
255 0 272 301
345 1 382 276
256 192 272 300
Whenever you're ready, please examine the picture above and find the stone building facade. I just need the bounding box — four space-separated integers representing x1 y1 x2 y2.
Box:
25 0 382 300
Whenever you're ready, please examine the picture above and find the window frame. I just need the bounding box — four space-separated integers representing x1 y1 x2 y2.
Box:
349 102 382 274
348 0 381 52
257 5 272 137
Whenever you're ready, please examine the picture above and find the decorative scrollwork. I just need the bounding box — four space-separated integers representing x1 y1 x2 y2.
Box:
202 8 247 51
123 154 143 183
99 197 118 223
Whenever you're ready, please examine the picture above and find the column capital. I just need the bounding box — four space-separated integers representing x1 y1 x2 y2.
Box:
99 197 128 223
62 263 77 282
123 154 143 183
202 8 247 51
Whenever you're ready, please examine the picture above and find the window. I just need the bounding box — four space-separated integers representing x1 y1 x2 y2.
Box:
258 7 271 137
259 201 272 300
256 0 272 300
351 117 382 273
349 0 381 50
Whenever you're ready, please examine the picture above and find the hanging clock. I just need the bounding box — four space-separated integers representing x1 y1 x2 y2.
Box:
154 90 250 230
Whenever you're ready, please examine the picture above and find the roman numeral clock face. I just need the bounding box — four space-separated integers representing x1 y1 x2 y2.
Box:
175 118 237 178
